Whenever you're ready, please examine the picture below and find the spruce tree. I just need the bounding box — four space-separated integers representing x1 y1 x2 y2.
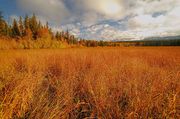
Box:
38 20 42 29
46 21 49 29
0 11 3 33
19 16 24 37
0 11 8 36
55 31 59 40
30 14 38 39
12 19 20 37
24 15 29 29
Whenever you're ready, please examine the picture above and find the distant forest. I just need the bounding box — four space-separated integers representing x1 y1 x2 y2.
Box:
111 39 180 47
0 12 179 49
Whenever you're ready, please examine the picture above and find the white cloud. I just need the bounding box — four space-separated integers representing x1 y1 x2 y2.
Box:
73 0 135 22
135 0 180 15
17 0 180 40
77 0 124 18
128 14 165 29
17 0 70 24
127 3 180 38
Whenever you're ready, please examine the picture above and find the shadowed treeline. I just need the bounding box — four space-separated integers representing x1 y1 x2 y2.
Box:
112 40 180 47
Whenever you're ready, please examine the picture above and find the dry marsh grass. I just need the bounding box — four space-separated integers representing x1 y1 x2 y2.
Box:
0 47 179 119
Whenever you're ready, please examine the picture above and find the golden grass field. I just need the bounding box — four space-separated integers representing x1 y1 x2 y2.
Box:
0 47 179 119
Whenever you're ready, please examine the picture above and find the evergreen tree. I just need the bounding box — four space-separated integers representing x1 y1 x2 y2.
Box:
55 31 60 40
37 20 42 29
0 11 3 32
59 32 62 41
46 21 49 29
3 22 9 36
0 11 8 36
65 29 70 43
12 19 20 37
66 29 69 38
24 15 30 29
19 16 24 37
24 15 33 39
30 14 38 39
7 25 13 37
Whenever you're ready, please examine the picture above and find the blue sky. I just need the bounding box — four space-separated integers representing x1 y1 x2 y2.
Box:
0 0 19 18
0 0 180 40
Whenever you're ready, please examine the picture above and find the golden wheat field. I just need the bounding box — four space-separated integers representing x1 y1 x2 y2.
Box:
0 47 179 119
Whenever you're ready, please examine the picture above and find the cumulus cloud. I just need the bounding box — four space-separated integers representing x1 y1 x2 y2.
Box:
75 0 124 18
16 0 180 40
127 1 180 38
17 0 132 25
17 0 70 24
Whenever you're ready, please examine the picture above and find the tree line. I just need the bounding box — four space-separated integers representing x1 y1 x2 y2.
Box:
0 11 179 49
0 12 111 48
0 12 74 42
113 40 180 47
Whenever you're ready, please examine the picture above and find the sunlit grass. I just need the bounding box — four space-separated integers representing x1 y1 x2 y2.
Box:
0 47 179 119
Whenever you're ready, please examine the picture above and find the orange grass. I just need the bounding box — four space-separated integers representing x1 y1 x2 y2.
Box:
0 47 179 119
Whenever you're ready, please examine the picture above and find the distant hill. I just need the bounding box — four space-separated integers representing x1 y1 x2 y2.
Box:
111 36 180 46
143 35 180 41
